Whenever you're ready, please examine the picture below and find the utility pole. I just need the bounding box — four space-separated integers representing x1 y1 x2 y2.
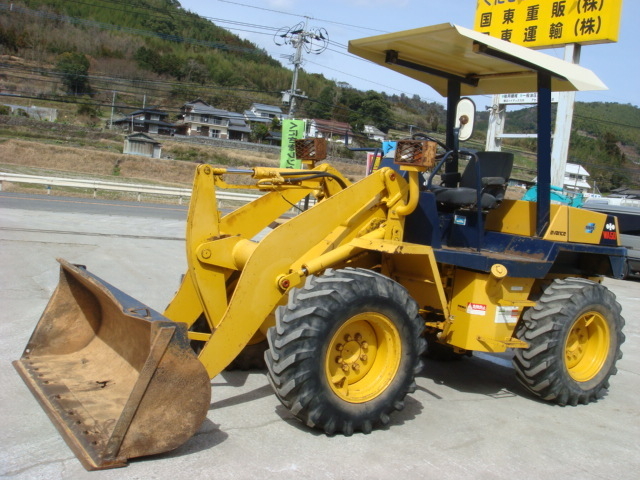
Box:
287 19 306 117
485 96 505 151
109 91 116 129
275 19 328 117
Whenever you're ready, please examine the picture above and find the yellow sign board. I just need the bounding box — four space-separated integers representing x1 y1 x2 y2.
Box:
474 0 623 48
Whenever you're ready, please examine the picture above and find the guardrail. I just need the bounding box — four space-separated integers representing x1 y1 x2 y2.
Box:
0 172 261 206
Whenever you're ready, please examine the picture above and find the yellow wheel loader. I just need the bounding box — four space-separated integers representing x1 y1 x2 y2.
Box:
14 23 626 470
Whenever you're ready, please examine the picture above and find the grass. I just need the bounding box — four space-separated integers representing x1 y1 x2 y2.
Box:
0 123 367 203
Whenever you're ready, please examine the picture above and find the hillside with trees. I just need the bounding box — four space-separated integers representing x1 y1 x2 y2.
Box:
0 0 638 191
495 103 640 191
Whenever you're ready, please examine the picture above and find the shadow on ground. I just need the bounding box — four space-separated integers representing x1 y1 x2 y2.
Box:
418 352 532 401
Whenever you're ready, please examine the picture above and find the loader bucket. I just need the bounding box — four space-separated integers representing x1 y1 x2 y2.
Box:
13 259 212 470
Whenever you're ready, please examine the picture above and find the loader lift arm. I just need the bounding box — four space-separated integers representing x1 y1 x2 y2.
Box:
165 163 426 378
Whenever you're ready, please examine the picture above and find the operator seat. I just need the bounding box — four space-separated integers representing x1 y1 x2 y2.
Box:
430 151 514 210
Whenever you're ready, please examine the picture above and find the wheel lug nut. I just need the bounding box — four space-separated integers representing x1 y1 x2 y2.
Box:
336 343 343 352
344 334 352 342
335 356 343 364
342 364 350 372
352 363 360 372
360 354 367 362
355 333 362 341
361 341 368 350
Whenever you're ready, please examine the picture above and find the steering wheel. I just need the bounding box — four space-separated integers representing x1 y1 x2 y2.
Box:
412 132 449 159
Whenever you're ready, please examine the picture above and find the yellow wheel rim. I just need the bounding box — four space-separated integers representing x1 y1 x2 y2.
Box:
564 311 610 382
325 312 402 404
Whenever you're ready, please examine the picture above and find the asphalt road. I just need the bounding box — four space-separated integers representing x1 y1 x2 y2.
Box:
0 192 188 219
1 193 638 480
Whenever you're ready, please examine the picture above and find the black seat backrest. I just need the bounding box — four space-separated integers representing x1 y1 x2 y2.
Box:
459 151 514 189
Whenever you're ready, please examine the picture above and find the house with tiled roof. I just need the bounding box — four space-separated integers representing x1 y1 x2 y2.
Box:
243 103 285 125
113 108 175 135
176 99 251 141
307 119 353 145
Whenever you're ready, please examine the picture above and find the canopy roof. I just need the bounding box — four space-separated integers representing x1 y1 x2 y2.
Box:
348 23 607 97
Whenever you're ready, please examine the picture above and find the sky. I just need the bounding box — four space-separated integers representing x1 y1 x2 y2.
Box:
177 0 640 109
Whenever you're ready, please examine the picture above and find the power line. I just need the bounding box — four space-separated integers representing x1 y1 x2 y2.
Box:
216 0 389 33
5 61 634 148
573 114 640 130
303 58 420 96
0 62 282 95
2 1 438 102
4 2 638 140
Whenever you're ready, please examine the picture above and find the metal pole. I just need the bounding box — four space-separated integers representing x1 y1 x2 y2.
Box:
550 44 581 188
536 72 552 237
109 91 116 129
485 94 505 151
444 79 461 187
288 19 307 117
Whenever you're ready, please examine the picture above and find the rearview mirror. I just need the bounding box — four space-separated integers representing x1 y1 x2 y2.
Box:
456 97 476 142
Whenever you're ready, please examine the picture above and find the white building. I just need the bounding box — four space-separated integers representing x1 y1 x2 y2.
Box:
564 163 591 193
532 162 592 193
176 100 251 141
243 103 285 124
363 125 386 142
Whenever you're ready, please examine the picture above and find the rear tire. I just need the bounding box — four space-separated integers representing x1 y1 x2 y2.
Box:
265 268 426 435
621 260 630 280
513 278 625 405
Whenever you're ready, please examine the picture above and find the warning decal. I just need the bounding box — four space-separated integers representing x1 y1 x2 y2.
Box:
467 303 487 316
495 306 520 324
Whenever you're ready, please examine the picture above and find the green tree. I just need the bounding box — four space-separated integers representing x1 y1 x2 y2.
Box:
306 86 335 119
56 52 91 94
251 123 269 143
360 91 394 133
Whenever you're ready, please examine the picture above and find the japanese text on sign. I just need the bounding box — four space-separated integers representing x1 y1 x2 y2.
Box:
499 92 560 104
475 0 623 48
280 119 307 169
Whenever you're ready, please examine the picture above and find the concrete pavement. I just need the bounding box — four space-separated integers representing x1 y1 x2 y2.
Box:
1 197 638 480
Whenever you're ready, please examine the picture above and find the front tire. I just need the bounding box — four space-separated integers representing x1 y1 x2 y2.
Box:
513 278 625 406
265 268 426 435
